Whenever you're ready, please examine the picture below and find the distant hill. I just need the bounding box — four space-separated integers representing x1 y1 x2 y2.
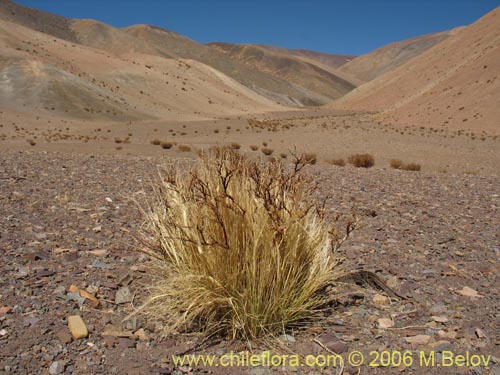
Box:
339 31 451 83
207 42 357 102
333 7 500 134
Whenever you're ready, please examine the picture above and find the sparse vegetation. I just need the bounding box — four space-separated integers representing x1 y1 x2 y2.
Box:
348 153 375 168
303 153 317 165
402 162 421 171
249 145 259 151
161 142 173 150
329 158 346 167
150 139 161 146
261 147 274 156
230 142 241 150
390 159 421 171
390 159 403 170
135 148 357 339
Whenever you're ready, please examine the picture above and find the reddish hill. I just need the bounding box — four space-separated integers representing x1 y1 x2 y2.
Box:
333 7 500 134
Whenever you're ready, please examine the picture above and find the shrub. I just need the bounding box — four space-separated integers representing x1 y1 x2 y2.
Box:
402 162 421 171
348 153 375 168
390 159 403 169
280 152 288 159
249 145 259 151
177 144 191 152
391 159 421 171
114 138 123 144
261 147 274 156
135 148 355 339
150 139 161 146
330 159 345 167
161 142 173 150
303 153 317 165
230 142 241 150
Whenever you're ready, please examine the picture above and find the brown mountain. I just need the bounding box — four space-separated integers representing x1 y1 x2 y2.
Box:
0 16 281 122
333 7 500 134
0 0 350 107
339 31 451 82
207 42 357 103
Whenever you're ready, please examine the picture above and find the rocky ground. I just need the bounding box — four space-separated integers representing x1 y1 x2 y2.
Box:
0 150 499 375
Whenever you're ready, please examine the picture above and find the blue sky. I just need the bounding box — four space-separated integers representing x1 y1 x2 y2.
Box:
14 0 499 55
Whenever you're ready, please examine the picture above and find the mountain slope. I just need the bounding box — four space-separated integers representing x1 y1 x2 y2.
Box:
0 0 77 42
122 24 331 106
207 42 357 102
0 18 281 121
333 7 500 134
339 31 451 82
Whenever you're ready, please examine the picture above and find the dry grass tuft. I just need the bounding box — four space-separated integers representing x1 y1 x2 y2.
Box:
329 158 345 167
348 153 375 168
150 139 161 146
391 159 421 171
135 147 356 340
177 144 191 152
161 142 173 150
303 153 317 165
230 142 241 150
261 147 274 156
401 162 421 171
390 159 403 170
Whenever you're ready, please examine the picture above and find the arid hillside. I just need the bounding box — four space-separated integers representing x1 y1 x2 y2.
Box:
0 0 344 107
0 18 281 122
334 7 500 134
207 42 357 102
339 31 451 82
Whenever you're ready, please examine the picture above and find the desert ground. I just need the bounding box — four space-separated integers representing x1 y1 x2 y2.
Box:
1 0 500 374
1 107 499 375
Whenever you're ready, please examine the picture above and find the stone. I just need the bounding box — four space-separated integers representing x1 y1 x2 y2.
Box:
378 318 394 329
317 334 348 353
432 316 449 323
55 329 72 344
133 328 148 341
67 315 88 339
115 286 133 304
373 294 390 305
405 335 432 345
49 361 65 375
279 334 296 343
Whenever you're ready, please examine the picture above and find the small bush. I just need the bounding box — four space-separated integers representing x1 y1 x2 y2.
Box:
280 152 288 159
249 145 259 151
348 153 375 168
391 159 421 171
161 142 173 150
330 159 345 167
402 162 421 171
261 147 274 156
178 144 191 152
303 153 317 165
151 139 161 145
390 159 403 169
114 138 123 144
230 142 241 150
136 148 354 339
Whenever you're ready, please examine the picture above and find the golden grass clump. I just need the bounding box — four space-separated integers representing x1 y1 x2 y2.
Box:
136 147 352 340
161 141 173 150
348 153 375 168
390 159 403 169
329 158 346 167
390 159 421 171
261 147 274 156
